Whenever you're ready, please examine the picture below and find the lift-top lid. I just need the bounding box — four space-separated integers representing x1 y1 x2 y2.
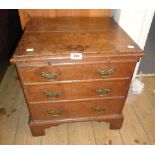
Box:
11 17 143 63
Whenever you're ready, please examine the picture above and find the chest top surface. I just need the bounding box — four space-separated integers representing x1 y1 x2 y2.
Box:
11 17 143 63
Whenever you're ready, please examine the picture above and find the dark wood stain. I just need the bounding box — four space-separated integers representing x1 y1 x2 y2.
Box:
7 108 17 117
134 139 139 144
0 107 6 115
65 44 89 51
109 140 112 144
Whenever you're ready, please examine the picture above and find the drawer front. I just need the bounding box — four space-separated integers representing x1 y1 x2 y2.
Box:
24 80 130 102
29 98 125 120
18 62 135 83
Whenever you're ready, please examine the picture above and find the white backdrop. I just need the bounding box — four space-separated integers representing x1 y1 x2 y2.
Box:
113 9 155 77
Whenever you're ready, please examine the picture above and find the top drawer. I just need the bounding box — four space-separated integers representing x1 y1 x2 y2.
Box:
18 62 136 83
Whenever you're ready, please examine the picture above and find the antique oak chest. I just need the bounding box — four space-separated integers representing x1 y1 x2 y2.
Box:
11 17 143 136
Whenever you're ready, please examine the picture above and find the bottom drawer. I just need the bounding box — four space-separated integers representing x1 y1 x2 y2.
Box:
29 97 125 120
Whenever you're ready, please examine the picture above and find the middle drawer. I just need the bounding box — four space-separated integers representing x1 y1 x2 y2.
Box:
24 79 130 102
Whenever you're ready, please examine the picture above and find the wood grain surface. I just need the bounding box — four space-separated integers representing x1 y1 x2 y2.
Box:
11 17 143 62
18 9 112 29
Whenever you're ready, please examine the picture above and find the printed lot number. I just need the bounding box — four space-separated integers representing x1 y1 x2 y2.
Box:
70 53 83 60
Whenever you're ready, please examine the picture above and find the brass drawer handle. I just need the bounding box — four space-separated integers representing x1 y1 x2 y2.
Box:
44 90 60 97
96 88 111 96
47 109 64 116
40 71 59 80
97 68 115 76
92 106 107 112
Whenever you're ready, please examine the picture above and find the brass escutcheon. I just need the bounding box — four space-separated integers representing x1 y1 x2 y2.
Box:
47 109 64 116
96 68 115 76
92 106 107 112
96 88 111 96
40 71 59 80
44 90 60 97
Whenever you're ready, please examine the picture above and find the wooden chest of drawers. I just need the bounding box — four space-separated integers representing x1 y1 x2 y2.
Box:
11 17 143 136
